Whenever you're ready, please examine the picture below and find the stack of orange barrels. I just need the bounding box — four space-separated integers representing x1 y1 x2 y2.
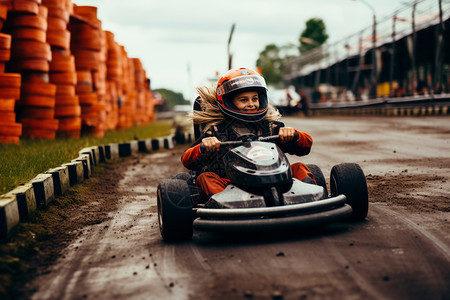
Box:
3 0 59 139
117 46 135 129
143 77 156 123
42 0 81 138
0 25 22 144
132 58 148 125
0 1 157 144
68 5 104 137
104 30 121 130
91 27 107 135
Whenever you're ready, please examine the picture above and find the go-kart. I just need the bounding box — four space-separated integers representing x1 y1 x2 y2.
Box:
157 134 368 242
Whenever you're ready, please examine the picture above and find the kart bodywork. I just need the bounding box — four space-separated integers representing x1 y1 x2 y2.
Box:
157 135 368 242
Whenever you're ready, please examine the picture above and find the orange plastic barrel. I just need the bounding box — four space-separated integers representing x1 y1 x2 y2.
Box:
0 99 15 111
11 28 46 43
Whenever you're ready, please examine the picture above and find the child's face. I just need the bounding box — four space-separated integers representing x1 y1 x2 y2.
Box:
233 91 260 111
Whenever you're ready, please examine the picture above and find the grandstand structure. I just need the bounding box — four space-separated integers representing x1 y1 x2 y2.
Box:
283 0 449 103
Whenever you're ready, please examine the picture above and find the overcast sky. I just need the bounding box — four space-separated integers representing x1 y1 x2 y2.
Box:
72 0 409 100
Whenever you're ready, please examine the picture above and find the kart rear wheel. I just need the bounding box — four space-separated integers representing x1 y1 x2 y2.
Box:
330 163 368 221
306 164 328 196
157 179 193 242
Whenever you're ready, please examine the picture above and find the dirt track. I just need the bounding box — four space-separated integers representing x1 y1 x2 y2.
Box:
24 116 449 300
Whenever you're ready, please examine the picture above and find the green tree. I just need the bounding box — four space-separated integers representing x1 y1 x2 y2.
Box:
299 18 328 54
154 88 190 109
256 44 283 85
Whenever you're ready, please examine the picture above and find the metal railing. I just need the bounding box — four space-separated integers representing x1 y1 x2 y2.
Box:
283 0 449 101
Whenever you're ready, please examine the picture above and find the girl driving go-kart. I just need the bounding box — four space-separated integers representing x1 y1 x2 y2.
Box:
181 67 316 199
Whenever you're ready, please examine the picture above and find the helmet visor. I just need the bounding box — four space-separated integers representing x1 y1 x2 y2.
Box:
217 75 267 97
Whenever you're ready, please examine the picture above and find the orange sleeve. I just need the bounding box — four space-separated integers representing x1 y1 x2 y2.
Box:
295 129 313 148
277 129 312 156
181 143 202 169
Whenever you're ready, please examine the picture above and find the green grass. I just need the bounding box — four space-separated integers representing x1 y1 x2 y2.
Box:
0 120 172 195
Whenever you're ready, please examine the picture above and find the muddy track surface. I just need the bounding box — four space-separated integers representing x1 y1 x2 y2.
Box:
24 116 449 300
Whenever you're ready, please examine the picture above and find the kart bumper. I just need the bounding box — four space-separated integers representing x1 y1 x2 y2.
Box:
193 195 352 232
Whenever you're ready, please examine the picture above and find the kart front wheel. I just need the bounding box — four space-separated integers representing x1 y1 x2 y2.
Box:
330 163 368 221
157 179 193 242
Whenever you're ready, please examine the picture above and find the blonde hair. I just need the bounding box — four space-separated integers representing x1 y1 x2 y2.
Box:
190 83 281 132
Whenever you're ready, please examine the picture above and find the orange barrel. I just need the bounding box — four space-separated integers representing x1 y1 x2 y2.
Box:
0 122 22 136
46 6 70 23
49 71 76 84
0 48 10 63
70 34 101 51
47 28 70 49
0 32 11 49
80 102 105 114
22 81 56 96
11 14 47 30
73 5 97 23
55 94 78 106
0 72 21 86
75 83 92 93
76 69 92 93
78 92 97 105
10 28 46 42
21 71 49 83
0 4 7 24
72 49 100 70
9 0 40 15
0 99 15 111
69 22 100 36
55 84 75 96
80 110 99 125
0 73 21 99
21 118 59 131
42 0 66 9
38 3 48 18
76 69 92 83
47 16 67 30
10 40 52 60
69 24 101 51
0 111 16 123
57 116 81 131
19 107 54 119
20 95 55 108
50 50 75 72
8 58 49 72
54 104 81 117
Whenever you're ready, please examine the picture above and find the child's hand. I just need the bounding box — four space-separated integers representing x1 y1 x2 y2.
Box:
278 127 296 143
201 137 221 152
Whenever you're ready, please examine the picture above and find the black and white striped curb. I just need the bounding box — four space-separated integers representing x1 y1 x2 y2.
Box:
0 135 177 241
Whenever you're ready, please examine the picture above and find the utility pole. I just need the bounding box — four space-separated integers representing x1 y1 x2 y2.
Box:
227 23 235 70
353 0 377 99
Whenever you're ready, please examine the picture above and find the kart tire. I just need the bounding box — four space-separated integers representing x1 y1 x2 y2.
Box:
330 163 368 221
157 179 193 242
306 164 328 196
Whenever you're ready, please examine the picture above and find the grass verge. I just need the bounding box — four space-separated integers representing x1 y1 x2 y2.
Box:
0 120 172 195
